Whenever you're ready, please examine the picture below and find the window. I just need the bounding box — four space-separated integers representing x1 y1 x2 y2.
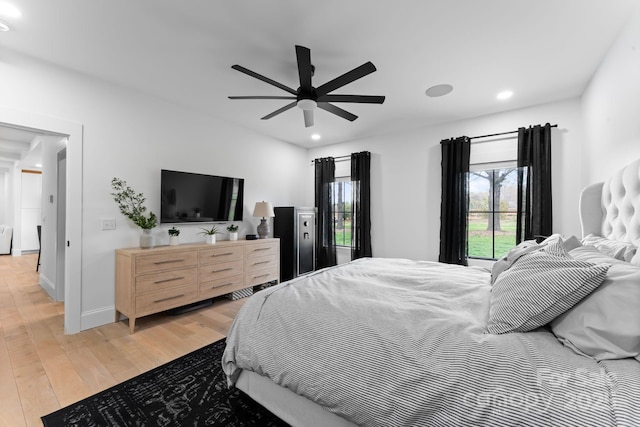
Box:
332 178 352 247
468 164 518 259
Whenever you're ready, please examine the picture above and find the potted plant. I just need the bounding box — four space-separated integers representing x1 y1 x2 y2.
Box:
110 178 157 248
168 226 180 246
227 224 239 241
199 225 220 244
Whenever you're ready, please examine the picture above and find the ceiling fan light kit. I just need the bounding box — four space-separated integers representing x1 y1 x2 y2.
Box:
229 45 385 127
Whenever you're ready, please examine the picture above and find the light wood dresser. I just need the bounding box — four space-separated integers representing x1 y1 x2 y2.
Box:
115 238 279 333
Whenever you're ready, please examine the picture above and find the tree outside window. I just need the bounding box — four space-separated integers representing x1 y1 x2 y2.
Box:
332 179 352 247
468 167 518 259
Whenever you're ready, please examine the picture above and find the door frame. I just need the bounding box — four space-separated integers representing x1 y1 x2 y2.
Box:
0 106 83 334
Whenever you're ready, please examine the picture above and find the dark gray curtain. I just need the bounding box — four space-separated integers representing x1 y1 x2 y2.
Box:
516 123 553 244
439 136 471 266
315 157 337 268
351 151 372 259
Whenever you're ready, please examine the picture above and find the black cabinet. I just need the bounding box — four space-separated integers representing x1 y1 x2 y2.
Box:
274 207 316 282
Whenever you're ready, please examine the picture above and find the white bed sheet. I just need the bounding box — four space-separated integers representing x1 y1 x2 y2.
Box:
223 258 640 426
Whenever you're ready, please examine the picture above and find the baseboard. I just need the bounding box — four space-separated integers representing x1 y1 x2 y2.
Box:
81 306 116 331
39 274 57 300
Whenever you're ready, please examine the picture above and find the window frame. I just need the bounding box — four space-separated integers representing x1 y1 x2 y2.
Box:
332 177 353 248
467 160 518 260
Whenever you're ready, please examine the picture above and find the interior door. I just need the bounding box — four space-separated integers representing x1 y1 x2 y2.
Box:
56 148 66 301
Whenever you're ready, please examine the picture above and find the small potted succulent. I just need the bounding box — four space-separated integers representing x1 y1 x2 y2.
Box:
227 224 239 241
199 225 220 244
168 226 180 246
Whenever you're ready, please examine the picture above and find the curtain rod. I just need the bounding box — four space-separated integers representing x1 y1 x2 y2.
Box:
469 124 558 141
310 155 351 165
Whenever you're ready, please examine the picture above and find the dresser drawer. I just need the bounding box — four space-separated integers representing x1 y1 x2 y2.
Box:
245 265 279 286
198 260 244 282
199 274 245 299
199 246 243 266
135 267 198 295
245 241 279 259
135 285 198 316
245 254 278 273
135 251 198 275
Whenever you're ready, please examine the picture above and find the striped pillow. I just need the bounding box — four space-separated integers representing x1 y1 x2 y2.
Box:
488 243 610 334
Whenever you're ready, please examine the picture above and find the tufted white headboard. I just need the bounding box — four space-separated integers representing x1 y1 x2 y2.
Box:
579 158 640 247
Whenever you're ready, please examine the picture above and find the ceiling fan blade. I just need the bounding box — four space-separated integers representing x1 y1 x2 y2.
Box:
261 101 297 120
296 45 313 93
317 94 385 104
229 96 297 100
315 62 377 97
317 102 358 122
231 65 298 95
303 109 314 127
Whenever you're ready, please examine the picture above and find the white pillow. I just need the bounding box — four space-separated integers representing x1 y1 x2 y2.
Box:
491 240 540 284
539 234 583 252
581 234 637 262
551 245 640 360
491 235 583 284
488 242 610 334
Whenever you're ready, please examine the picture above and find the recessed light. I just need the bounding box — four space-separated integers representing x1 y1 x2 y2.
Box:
35 163 43 168
497 90 513 100
0 2 21 19
311 134 321 141
425 84 454 98
0 20 10 31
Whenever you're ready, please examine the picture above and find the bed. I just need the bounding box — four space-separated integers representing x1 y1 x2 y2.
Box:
222 159 640 426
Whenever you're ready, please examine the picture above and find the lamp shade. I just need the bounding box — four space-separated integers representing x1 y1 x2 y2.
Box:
253 201 275 218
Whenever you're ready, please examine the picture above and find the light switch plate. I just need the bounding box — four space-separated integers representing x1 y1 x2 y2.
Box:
102 218 116 230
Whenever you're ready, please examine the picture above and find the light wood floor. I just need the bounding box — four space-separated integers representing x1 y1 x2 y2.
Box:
0 253 246 427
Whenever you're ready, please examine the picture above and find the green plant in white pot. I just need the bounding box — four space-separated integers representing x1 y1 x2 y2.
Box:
199 225 220 244
110 178 157 248
168 226 180 246
227 224 239 241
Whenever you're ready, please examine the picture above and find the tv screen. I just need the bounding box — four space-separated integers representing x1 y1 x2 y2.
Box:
160 169 244 223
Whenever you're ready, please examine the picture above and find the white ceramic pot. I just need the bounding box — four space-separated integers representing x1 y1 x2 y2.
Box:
140 229 155 249
206 234 216 244
169 235 180 246
229 232 238 241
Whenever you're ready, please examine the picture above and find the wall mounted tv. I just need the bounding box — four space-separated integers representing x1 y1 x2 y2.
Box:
160 169 244 224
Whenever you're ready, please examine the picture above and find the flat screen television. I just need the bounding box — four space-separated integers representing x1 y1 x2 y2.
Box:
160 169 244 223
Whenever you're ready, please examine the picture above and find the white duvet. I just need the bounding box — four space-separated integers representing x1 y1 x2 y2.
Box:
222 258 640 426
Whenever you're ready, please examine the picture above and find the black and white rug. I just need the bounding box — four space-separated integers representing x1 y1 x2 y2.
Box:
42 339 288 426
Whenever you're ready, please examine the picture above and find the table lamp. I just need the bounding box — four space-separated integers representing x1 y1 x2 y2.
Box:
253 201 275 239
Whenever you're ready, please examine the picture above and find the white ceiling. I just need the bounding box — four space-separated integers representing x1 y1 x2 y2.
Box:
0 124 44 173
0 0 637 148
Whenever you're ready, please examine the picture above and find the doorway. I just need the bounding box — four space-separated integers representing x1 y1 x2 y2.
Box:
0 105 83 334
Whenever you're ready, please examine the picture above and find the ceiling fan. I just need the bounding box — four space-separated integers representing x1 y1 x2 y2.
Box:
228 45 385 127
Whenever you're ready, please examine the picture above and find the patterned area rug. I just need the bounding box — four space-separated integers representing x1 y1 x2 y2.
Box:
42 339 289 426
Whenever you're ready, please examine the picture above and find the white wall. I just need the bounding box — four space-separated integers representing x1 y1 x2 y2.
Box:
0 48 307 330
582 6 640 182
0 172 7 225
307 98 587 262
20 171 42 251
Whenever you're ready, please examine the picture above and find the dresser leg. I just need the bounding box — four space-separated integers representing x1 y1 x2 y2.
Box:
129 317 136 334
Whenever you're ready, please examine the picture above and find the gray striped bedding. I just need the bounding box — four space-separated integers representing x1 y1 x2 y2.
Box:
222 258 640 426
